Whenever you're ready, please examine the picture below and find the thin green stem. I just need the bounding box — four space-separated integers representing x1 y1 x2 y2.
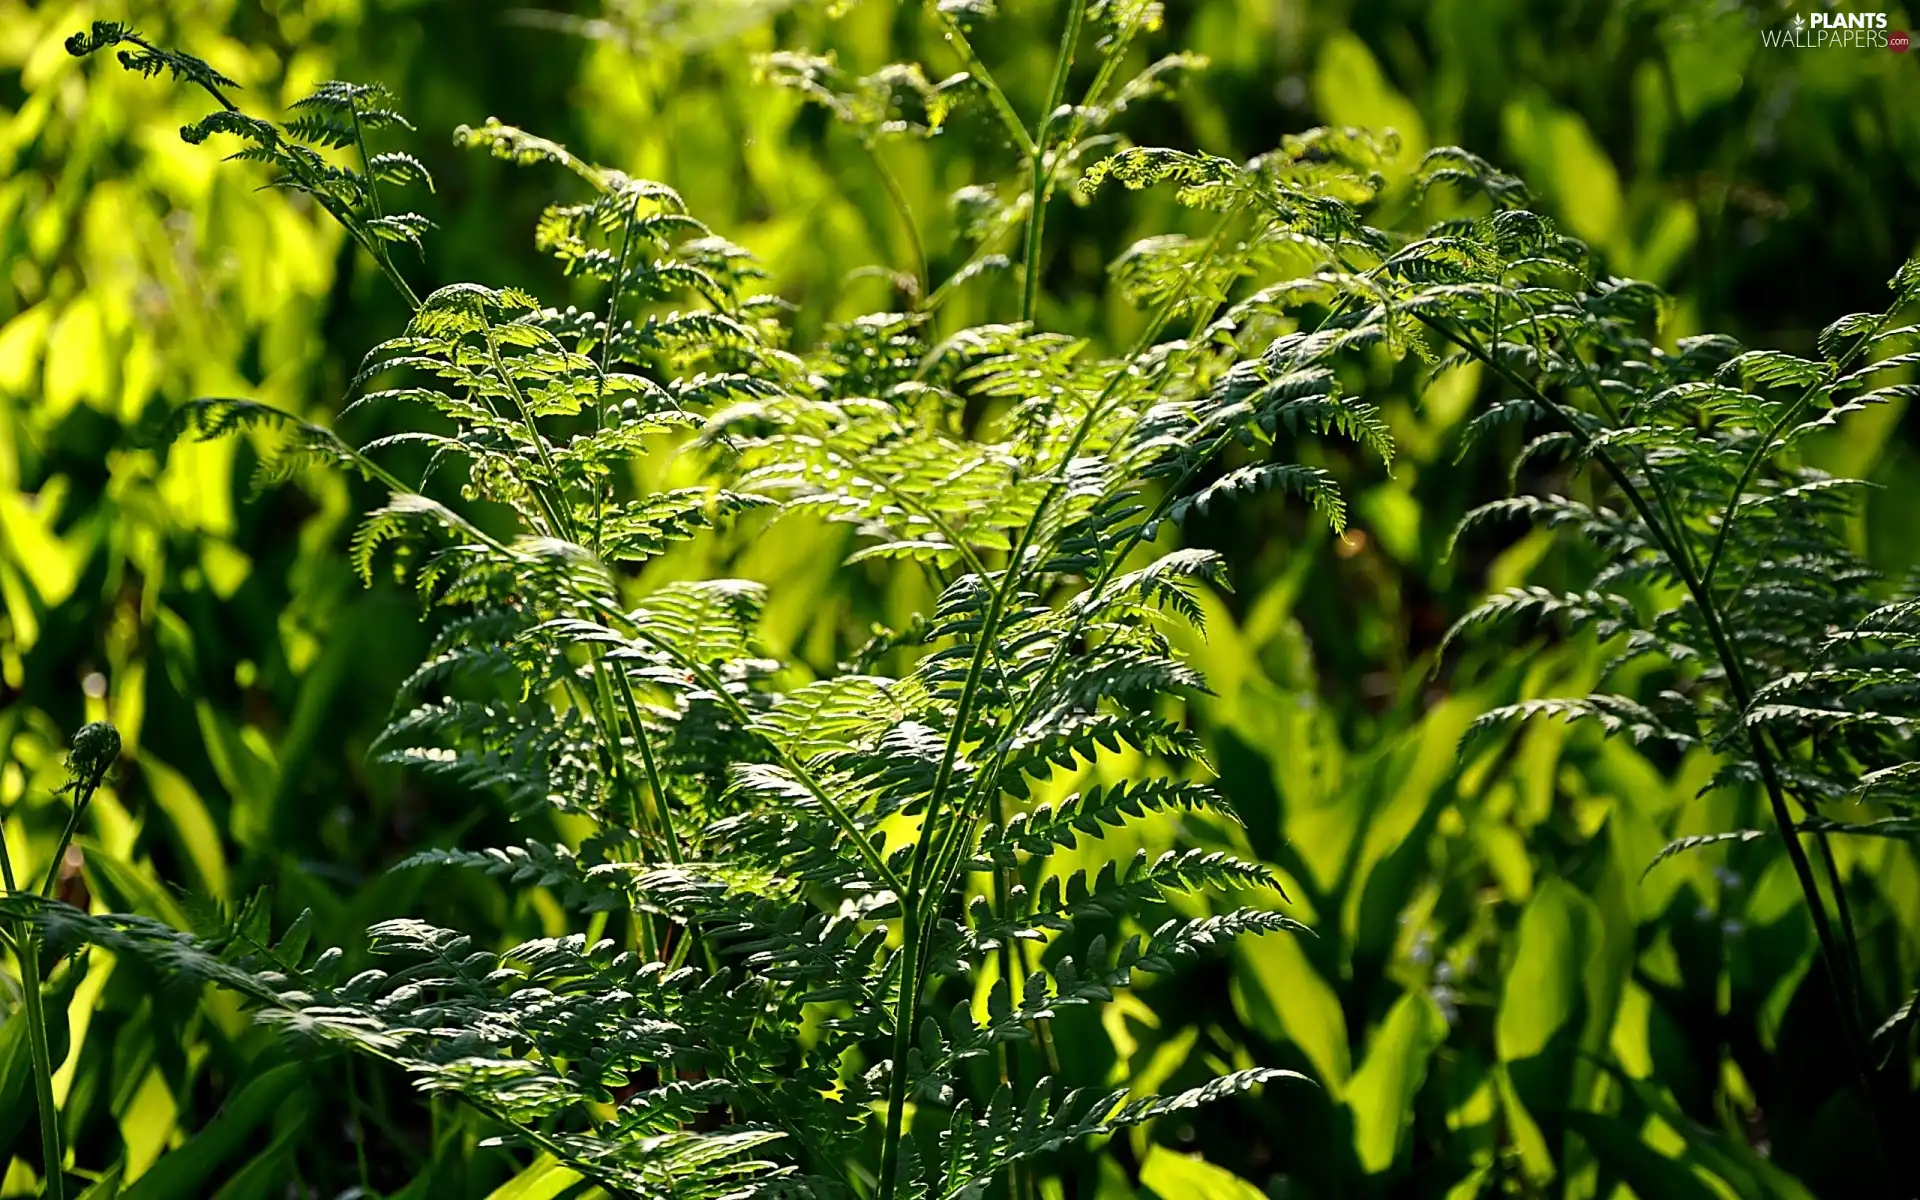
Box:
918 413 1237 923
0 818 18 896
349 104 386 220
38 795 90 901
3 831 62 1199
929 14 1035 160
311 87 422 311
878 209 1239 1200
874 894 924 1200
592 199 641 550
823 449 990 581
577 202 688 957
287 420 880 898
1020 0 1086 325
992 795 1025 1199
1562 334 1700 580
921 13 1138 315
341 98 429 306
867 140 928 307
3 764 108 1200
584 667 651 840
345 1055 374 1194
1816 829 1865 1019
304 428 875 967
878 25 1127 1195
19 935 64 1200
912 208 1242 944
109 34 423 310
483 326 576 542
611 671 682 866
628 630 901 894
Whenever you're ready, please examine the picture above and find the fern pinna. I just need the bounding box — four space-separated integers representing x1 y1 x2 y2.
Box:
53 9 1406 1197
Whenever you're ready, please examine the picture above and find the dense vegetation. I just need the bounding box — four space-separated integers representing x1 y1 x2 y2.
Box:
3 2 1918 1198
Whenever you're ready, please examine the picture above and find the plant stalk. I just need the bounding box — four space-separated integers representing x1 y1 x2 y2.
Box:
1020 0 1087 325
3 744 109 1200
18 936 64 1200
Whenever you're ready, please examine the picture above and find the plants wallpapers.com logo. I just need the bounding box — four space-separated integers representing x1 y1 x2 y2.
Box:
1763 11 1911 50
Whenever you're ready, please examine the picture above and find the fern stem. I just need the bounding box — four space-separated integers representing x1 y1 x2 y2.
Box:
2 825 63 1200
1561 337 1702 580
875 898 924 1200
344 94 424 310
826 449 990 580
913 209 1242 945
921 412 1246 922
350 104 387 222
37 802 85 902
296 418 882 915
591 201 641 550
345 1055 374 1194
922 14 1137 316
581 205 685 919
992 794 1026 1199
625 629 903 893
1020 0 1086 326
930 13 1035 160
612 671 682 867
1811 739 1872 1021
105 32 422 310
1048 12 1143 179
880 216 1244 1199
584 667 651 843
927 235 1332 914
483 327 576 542
17 930 64 1200
1816 828 1865 1020
2 758 109 1200
867 139 929 307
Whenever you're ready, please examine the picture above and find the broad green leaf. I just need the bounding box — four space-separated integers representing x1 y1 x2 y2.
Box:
1312 34 1425 165
140 757 231 901
1500 95 1621 247
208 1083 315 1200
1497 879 1596 1063
1562 1111 1719 1200
1231 931 1350 1091
120 1063 307 1200
1495 877 1621 1183
0 944 85 1150
1138 1148 1264 1200
0 1007 38 1155
1601 1068 1819 1200
1346 991 1448 1174
75 1165 125 1199
485 1156 585 1200
0 487 85 611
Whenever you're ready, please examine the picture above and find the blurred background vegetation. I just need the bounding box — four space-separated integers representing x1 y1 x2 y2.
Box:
3 0 1917 1196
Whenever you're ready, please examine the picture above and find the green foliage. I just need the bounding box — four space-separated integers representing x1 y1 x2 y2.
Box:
47 8 1400 1197
7 1 1920 1198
